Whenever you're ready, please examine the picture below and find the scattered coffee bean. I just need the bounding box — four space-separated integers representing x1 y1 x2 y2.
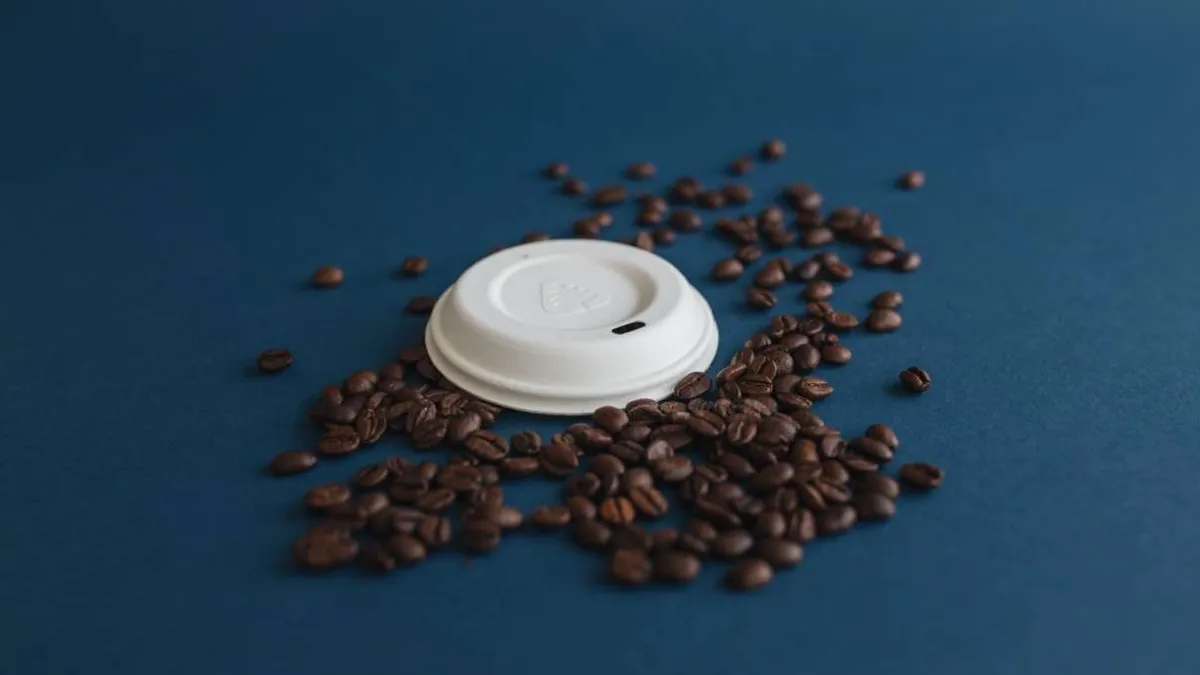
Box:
712 258 745 281
899 366 932 393
865 309 902 332
852 492 896 521
722 184 753 205
561 177 588 196
726 558 773 590
609 548 653 585
711 529 754 558
269 450 317 476
591 185 628 207
746 287 777 310
459 520 502 553
899 462 944 489
863 248 897 267
294 527 359 569
735 245 762 264
759 139 786 161
755 538 804 568
696 190 726 210
530 505 572 529
653 228 676 245
855 471 900 499
544 161 570 179
386 533 427 564
311 265 345 289
821 343 852 365
599 496 637 525
626 162 657 180
653 551 701 582
257 349 294 373
872 291 903 309
895 251 922 272
753 264 786 289
898 170 925 190
574 519 613 550
673 372 711 400
401 256 428 277
817 504 857 536
628 486 669 519
405 296 437 314
359 542 396 573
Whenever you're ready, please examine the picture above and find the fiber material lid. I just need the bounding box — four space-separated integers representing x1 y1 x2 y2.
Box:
426 239 718 415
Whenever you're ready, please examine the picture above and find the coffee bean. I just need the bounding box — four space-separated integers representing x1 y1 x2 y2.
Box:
851 436 894 463
863 247 897 267
753 264 786 289
817 504 857 535
899 462 944 489
294 527 359 569
573 519 613 550
826 312 859 331
650 550 700 583
864 309 902 333
673 372 711 400
723 154 752 175
855 471 900 499
797 377 834 400
411 416 448 449
530 504 572 529
895 251 922 272
735 245 763 264
897 169 925 190
538 442 579 477
437 465 482 492
802 281 833 302
459 520 502 553
722 184 753 205
726 558 773 590
899 366 932 393
311 265 345 289
668 176 702 204
589 454 626 480
607 548 652 586
591 185 628 207
746 287 777 310
463 430 508 462
593 406 629 434
315 424 359 456
405 296 437 314
257 348 294 373
598 496 636 525
749 463 795 493
359 542 396 573
653 456 694 483
415 514 453 548
628 486 669 518
868 293 902 313
544 161 569 179
753 511 787 539
711 258 745 282
400 255 428 277
756 539 804 569
386 533 427 564
626 162 657 180
686 410 725 438
759 139 786 161
800 228 833 248
411 486 453 512
269 450 317 476
561 177 588 196
573 217 602 238
494 457 537 479
369 506 424 536
711 529 754 558
852 492 896 521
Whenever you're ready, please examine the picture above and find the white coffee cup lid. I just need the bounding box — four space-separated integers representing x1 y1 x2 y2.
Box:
426 239 718 415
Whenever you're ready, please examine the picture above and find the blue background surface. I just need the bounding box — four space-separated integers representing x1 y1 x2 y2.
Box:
3 1 1200 673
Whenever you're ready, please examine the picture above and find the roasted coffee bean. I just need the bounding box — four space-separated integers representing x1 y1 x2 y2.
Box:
496 457 537 478
716 453 756 480
863 247 897 267
790 259 820 283
653 228 677 245
369 506 425 536
815 478 852 505
631 231 656 250
753 511 788 539
866 309 903 332
444 412 482 443
522 231 551 243
608 549 652 586
686 410 725 438
781 509 816 543
437 465 483 492
566 495 599 523
803 281 834 301
294 527 359 569
359 542 396 573
755 538 804 569
304 483 351 511
386 533 427 564
398 255 428 278
749 463 795 493
317 425 361 456
735 245 763 265
897 169 925 190
540 443 580 477
652 456 694 483
509 430 541 457
651 528 680 551
899 462 944 489
593 406 629 434
899 366 932 393
722 184 753 205
589 454 626 479
610 524 653 551
636 194 668 213
853 492 896 521
726 558 773 590
817 504 857 535
628 486 669 518
464 430 508 462
405 296 437 314
653 550 702 582
895 251 922 272
459 520 502 553
821 343 852 365
841 454 879 473
411 416 448 448
725 413 759 446
470 504 523 530
659 209 700 235
561 177 588 195
311 265 345 289
851 436 894 463
711 258 745 281
588 184 626 207
819 459 849 485
414 488 455 513
806 301 835 320
257 348 295 374
674 372 711 400
752 264 786 289
876 234 906 251
797 377 834 400
855 471 900 499
668 176 702 204
817 433 845 458
530 504 572 529
760 138 786 160
573 519 613 550
826 312 859 331
746 287 777 310
576 426 614 452
696 190 726 209
801 228 834 248
792 343 821 371
872 291 903 309
865 423 900 450
626 161 657 180
269 450 317 476
544 161 569 179
598 496 637 525
609 440 644 465
416 515 453 548
619 465 652 491
710 529 754 559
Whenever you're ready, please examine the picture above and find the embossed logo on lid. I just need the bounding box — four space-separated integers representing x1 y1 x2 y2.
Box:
539 281 611 315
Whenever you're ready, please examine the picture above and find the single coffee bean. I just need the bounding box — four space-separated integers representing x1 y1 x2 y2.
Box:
463 430 508 462
897 169 925 190
544 161 569 179
726 558 773 590
753 511 787 539
565 495 598 522
510 430 542 456
757 538 804 569
628 486 669 519
652 227 677 245
593 406 629 434
400 255 428 277
539 442 580 477
803 281 834 301
863 247 897 267
573 519 613 550
877 234 906 252
712 258 745 281
710 529 754 559
574 217 602 238
650 529 679 552
817 504 857 535
470 504 523 530
865 423 900 450
735 245 763 264
530 504 572 529
802 228 834 248
369 506 424 536
696 190 726 209
855 471 900 499
459 520 502 553
610 524 654 551
257 348 294 373
414 487 455 512
649 550 699 583
866 309 903 332
686 410 725 438
626 162 657 180
316 424 361 456
798 377 834 400
630 231 656 250
500 457 540 477
561 177 588 195
294 527 359 569
359 542 396 573
853 492 896 521
589 453 626 479
405 296 437 314
753 265 786 289
653 456 694 483
760 138 786 160
417 515 454 547
311 265 345 289
746 287 777 310
386 533 427 564
269 450 317 476
674 372 711 400
749 463 795 493
598 496 637 525
437 465 483 492
722 184 753 205
728 156 753 175
899 462 944 489
895 251 922 272
899 366 932 393
621 466 654 492
411 416 448 449
304 483 351 511
608 549 653 585
591 184 628 207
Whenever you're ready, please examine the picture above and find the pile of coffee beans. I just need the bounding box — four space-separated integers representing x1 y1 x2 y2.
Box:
265 140 942 591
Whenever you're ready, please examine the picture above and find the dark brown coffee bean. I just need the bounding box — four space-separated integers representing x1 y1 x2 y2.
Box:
574 217 602 238
801 228 834 248
459 520 502 553
826 312 859 331
442 412 480 443
565 495 598 522
385 533 427 564
728 155 753 175
358 542 396 573
588 454 626 479
721 183 752 205
851 436 894 463
628 486 669 519
673 372 711 400
735 245 763 265
607 549 652 586
711 258 745 282
710 529 754 559
294 527 359 569
852 492 896 521
746 287 777 310
415 514 453 548
899 462 944 489
269 450 317 476
895 251 923 272
897 169 925 190
610 524 653 551
803 281 834 302
797 377 834 400
539 443 579 477
437 465 483 492
748 463 795 493
841 454 879 473
872 291 903 309
397 255 429 278
470 504 523 529
865 424 899 451
686 410 725 438
493 457 536 479
865 309 902 332
626 161 657 180
591 184 628 207
544 161 569 179
463 430 508 462
630 231 656 250
759 138 786 160
755 538 804 569
753 511 787 539
411 416 448 449
304 484 352 512
855 471 900 499
652 456 694 483
413 487 454 512
696 190 726 209
561 177 588 195
817 504 857 535
863 247 897 267
598 496 636 525
592 406 629 435
369 506 423 536
817 433 845 458
726 558 773 590
530 504 572 529
311 265 345 289
316 424 360 456
648 228 674 246
256 348 295 374
573 519 612 550
405 296 437 314
752 265 786 289
899 366 932 393
650 550 700 582
820 343 852 365
724 413 759 447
